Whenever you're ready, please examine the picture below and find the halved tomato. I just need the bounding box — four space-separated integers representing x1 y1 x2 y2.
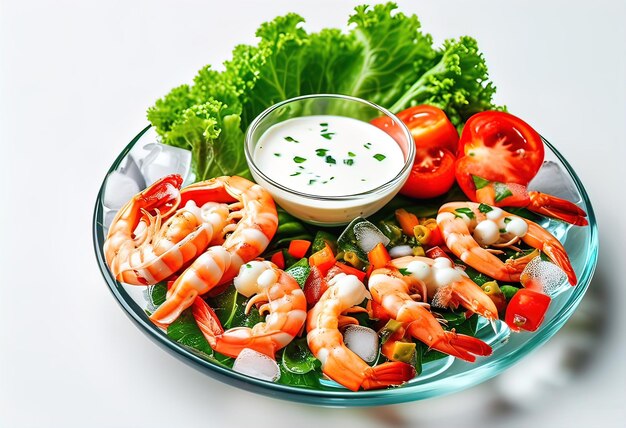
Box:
374 105 459 199
455 111 544 200
395 105 459 153
400 147 456 199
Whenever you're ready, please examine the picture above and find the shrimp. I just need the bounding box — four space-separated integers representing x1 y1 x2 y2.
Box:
149 176 278 327
104 174 230 285
307 273 416 391
389 256 498 321
192 261 307 358
368 268 492 362
437 201 576 285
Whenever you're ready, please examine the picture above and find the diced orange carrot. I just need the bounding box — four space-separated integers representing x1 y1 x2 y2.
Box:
288 239 311 259
367 242 391 270
309 243 336 275
395 208 419 235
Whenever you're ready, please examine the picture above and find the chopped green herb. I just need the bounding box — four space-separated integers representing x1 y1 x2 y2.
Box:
499 228 507 233
319 122 328 127
373 153 386 161
245 263 252 268
363 144 371 149
494 182 513 202
478 203 493 213
504 217 512 224
308 179 316 185
325 155 336 165
285 136 299 143
454 207 475 219
398 268 411 276
472 175 490 189
290 172 301 176
343 159 354 166
274 153 281 157
348 151 356 157
321 132 335 140
293 156 307 164
298 165 305 170
330 176 335 180
315 148 328 157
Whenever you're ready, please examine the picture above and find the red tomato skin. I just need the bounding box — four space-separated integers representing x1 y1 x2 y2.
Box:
505 289 551 332
395 105 459 153
374 105 459 200
303 266 329 308
456 111 545 200
400 148 456 199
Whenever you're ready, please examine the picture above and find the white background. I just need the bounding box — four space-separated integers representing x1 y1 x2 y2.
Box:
1 0 625 426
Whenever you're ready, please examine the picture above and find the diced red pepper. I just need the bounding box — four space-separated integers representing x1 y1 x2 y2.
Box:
270 250 285 270
334 261 366 282
370 300 391 323
425 245 454 262
288 239 311 259
368 242 391 270
427 225 445 247
308 243 335 275
505 288 551 332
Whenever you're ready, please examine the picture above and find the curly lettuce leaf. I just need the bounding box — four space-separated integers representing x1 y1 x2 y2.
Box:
146 2 501 179
388 36 500 127
341 3 437 107
167 99 249 181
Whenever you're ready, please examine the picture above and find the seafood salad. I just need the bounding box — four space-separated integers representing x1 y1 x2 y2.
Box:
100 3 590 392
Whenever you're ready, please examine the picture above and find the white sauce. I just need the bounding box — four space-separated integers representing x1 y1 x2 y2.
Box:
253 115 404 196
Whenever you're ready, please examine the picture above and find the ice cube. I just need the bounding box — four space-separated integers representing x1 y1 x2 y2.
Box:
343 325 379 363
139 143 191 187
103 171 141 210
353 221 390 253
521 256 568 295
232 348 281 382
528 161 579 202
388 245 413 258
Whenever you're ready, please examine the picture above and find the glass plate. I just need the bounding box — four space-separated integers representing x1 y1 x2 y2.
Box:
92 126 598 406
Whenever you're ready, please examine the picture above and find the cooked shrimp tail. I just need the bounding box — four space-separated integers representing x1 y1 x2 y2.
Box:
527 191 588 226
307 273 415 391
368 268 492 363
433 281 498 321
437 202 576 285
191 262 307 358
522 222 576 285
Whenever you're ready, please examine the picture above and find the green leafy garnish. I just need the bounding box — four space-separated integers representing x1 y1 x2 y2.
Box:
454 207 475 219
478 203 493 213
325 155 336 164
315 148 329 156
293 156 307 164
281 338 321 374
373 153 386 161
472 175 490 190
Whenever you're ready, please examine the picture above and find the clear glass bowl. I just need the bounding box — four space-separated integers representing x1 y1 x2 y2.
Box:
92 126 598 407
245 94 415 226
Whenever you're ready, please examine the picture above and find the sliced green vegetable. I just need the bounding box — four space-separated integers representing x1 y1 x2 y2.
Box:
281 338 321 374
285 258 311 288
